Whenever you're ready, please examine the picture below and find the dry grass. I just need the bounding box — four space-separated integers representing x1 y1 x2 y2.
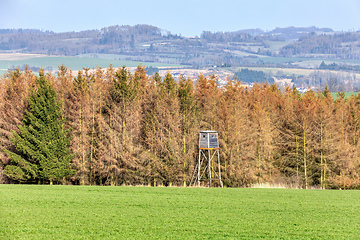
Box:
251 182 289 189
250 181 322 190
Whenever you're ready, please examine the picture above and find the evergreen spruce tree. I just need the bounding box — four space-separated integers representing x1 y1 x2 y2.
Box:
4 71 74 184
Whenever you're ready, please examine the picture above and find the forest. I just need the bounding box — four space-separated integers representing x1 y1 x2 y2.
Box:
1 65 360 189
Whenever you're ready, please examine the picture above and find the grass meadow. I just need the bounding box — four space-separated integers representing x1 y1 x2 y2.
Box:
1 185 359 239
0 53 179 76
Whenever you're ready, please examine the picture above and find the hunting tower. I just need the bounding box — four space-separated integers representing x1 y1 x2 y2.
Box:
191 131 223 187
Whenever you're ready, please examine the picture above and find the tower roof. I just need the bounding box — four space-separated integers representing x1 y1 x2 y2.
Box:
199 130 218 133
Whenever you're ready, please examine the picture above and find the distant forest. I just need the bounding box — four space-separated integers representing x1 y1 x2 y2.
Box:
235 68 274 83
1 66 360 189
280 32 360 59
2 25 360 68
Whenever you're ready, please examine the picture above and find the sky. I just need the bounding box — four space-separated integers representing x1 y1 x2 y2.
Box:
1 0 360 37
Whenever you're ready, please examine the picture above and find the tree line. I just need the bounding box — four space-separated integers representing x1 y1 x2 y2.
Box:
319 61 360 73
1 65 360 189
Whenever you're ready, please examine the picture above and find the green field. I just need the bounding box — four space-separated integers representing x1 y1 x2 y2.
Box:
0 54 179 76
330 92 358 99
1 185 359 239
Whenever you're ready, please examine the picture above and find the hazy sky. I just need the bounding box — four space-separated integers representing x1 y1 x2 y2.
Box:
1 0 360 36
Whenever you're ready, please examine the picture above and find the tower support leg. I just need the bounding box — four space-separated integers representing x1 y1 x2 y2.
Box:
197 149 201 187
217 150 223 188
192 148 223 187
208 150 212 187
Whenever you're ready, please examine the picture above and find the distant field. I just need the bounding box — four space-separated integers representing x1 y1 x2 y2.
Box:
232 66 360 79
265 40 290 52
330 92 358 99
233 66 316 76
233 53 360 69
0 53 179 75
1 185 360 239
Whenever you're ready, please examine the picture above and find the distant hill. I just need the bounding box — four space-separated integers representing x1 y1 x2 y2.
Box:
267 26 333 41
1 24 360 69
280 32 360 59
0 24 180 55
200 26 334 42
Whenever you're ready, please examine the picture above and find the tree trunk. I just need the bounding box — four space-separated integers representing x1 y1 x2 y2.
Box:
303 121 308 189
